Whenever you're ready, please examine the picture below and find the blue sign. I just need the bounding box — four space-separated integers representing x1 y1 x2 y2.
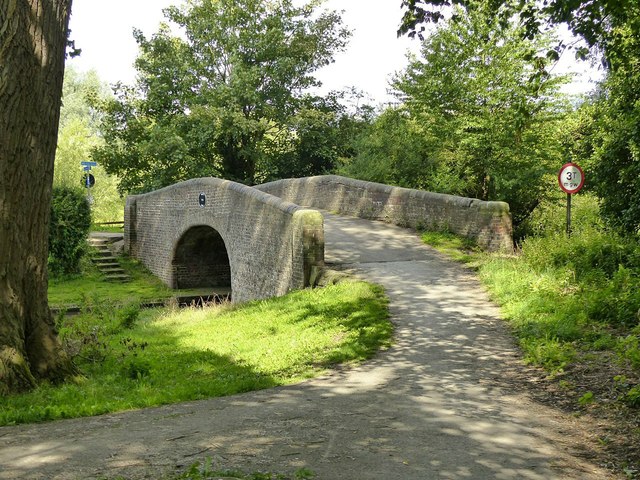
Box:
83 173 95 188
83 166 91 171
81 161 97 167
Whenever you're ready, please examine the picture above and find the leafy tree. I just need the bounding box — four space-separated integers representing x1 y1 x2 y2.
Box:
94 0 350 191
0 0 76 394
55 68 124 223
391 5 569 235
399 0 640 235
340 107 447 191
580 45 640 233
263 91 373 182
398 0 638 62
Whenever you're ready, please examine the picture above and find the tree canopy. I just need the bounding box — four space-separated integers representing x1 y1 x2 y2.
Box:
344 4 569 236
399 0 640 234
94 0 351 192
398 0 639 64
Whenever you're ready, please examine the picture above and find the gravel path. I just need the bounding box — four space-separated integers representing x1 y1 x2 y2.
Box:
0 213 618 479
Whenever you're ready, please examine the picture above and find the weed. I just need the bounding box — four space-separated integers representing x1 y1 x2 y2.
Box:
118 303 141 329
121 358 151 380
625 386 640 407
578 391 595 406
174 458 315 480
616 335 640 369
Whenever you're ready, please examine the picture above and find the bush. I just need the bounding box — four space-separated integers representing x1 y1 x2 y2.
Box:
49 187 91 276
520 227 640 328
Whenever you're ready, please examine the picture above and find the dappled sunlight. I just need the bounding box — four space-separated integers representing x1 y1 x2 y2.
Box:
0 214 609 479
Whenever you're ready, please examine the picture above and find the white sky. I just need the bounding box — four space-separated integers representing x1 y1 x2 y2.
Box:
67 0 601 104
67 0 421 104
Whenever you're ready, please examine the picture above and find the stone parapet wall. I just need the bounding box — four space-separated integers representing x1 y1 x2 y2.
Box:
125 178 324 303
256 175 512 251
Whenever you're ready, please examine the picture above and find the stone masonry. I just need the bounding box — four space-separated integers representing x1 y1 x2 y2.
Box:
256 175 513 251
124 178 324 303
125 175 512 304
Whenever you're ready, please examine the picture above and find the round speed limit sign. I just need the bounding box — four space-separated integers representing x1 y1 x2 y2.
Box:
558 163 585 194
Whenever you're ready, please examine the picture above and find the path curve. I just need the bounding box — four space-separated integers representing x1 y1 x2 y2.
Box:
0 214 617 479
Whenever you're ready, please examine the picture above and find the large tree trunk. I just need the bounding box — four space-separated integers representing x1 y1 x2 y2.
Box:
0 0 75 394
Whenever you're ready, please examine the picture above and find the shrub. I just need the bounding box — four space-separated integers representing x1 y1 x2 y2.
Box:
49 187 91 276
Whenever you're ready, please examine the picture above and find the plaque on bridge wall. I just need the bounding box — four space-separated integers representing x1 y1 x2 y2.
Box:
199 192 206 208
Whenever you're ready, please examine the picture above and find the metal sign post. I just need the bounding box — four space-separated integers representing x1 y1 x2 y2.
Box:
558 163 585 236
81 161 98 204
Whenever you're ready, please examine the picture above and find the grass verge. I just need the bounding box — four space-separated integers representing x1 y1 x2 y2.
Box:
422 228 640 476
48 256 178 307
422 229 640 377
2 280 391 426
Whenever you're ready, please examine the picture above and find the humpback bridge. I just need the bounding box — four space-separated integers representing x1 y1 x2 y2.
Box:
125 175 512 302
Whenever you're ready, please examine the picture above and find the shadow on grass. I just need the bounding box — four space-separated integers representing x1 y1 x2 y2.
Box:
1 282 391 427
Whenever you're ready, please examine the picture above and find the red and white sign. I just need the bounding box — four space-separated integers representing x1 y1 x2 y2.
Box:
558 163 585 194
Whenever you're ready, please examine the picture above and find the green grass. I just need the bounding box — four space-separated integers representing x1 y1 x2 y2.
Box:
170 459 316 480
48 256 176 307
91 224 124 233
420 229 640 376
420 230 482 265
1 280 391 426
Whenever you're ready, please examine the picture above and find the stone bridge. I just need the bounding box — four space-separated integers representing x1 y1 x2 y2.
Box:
125 175 512 303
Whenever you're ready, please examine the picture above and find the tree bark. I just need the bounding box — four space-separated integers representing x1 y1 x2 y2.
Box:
0 0 75 394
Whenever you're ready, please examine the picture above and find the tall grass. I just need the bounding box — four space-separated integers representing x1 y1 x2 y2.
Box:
1 281 391 425
422 194 640 380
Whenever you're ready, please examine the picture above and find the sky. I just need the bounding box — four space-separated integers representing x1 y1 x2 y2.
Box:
66 0 601 105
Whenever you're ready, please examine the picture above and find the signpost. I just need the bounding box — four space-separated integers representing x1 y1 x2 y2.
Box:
558 163 585 236
81 161 98 204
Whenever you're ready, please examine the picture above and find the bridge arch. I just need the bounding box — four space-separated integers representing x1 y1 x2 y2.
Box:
172 225 231 290
124 175 512 304
125 177 324 303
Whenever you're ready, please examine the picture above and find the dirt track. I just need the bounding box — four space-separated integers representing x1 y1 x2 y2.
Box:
0 213 620 479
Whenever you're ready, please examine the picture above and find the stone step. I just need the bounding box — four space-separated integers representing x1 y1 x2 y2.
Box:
93 258 118 266
87 234 129 282
92 250 114 258
104 274 130 283
101 267 127 273
88 238 110 246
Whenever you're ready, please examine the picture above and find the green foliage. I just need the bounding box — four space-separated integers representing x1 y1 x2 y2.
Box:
351 5 569 237
261 92 371 182
519 192 603 238
625 385 640 408
175 458 315 480
1 281 391 425
339 107 448 191
48 187 92 276
48 255 174 307
94 0 352 192
578 391 595 405
55 67 124 223
617 335 640 370
399 0 640 236
399 0 639 65
585 63 640 234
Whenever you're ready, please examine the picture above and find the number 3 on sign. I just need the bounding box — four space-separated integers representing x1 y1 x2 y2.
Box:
558 163 585 194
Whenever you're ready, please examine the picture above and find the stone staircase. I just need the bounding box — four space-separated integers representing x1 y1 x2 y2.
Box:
88 234 130 283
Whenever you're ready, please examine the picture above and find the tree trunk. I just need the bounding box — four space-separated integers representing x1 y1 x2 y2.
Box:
0 0 75 394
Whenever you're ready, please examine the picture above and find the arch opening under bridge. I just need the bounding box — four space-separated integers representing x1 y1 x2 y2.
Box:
172 225 231 290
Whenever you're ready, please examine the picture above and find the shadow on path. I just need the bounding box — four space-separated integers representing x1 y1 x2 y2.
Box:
0 214 617 479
